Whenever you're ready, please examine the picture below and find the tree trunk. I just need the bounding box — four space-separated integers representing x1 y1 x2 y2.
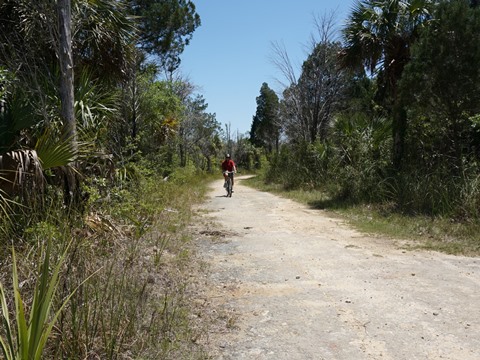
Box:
58 0 76 148
58 0 79 205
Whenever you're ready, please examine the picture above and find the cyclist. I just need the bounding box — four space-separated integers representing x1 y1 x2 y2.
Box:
221 153 237 189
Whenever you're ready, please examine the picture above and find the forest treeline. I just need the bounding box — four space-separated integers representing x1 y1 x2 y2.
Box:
250 0 480 220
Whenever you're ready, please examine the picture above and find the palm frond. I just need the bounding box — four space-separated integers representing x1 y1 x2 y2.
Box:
74 69 118 136
73 0 137 81
342 0 431 78
341 0 385 72
35 129 77 169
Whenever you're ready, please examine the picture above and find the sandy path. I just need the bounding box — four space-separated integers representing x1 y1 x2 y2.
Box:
196 176 480 360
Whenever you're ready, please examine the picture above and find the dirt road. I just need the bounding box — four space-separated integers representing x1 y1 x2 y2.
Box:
196 176 480 360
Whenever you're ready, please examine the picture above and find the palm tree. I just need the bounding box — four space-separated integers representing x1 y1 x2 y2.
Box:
341 0 432 170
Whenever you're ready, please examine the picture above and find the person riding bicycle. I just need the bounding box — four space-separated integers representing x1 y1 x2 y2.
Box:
221 153 237 189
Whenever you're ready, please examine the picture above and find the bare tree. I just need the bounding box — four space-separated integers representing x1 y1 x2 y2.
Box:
309 10 340 47
225 122 232 155
270 41 298 90
271 11 346 144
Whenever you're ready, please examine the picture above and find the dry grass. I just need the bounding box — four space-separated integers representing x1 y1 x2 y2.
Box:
0 169 214 359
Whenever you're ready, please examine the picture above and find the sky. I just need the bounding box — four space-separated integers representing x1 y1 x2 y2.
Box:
179 0 355 135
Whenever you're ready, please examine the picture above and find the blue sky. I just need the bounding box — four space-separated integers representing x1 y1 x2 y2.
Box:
179 0 355 135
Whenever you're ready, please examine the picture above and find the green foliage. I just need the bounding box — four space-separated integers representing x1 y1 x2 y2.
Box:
401 0 480 167
143 79 182 133
107 69 184 178
129 0 201 73
389 0 480 216
341 0 433 169
266 141 324 189
179 94 221 170
250 83 280 153
72 0 136 83
267 109 393 204
234 137 262 171
75 70 118 144
35 130 77 170
0 76 39 154
0 155 212 358
328 113 392 202
341 0 432 81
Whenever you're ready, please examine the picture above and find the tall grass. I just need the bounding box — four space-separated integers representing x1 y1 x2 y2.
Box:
0 165 212 359
56 166 210 359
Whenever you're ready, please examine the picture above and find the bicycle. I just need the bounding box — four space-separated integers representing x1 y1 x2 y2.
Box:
223 171 234 197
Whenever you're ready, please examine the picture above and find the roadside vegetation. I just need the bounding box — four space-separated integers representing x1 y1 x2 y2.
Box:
0 1 222 358
248 0 480 257
1 163 214 359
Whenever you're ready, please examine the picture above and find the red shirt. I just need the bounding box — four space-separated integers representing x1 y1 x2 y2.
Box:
222 159 236 172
